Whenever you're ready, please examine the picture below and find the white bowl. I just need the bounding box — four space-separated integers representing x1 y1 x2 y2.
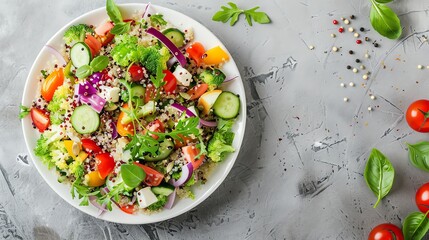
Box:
21 3 246 224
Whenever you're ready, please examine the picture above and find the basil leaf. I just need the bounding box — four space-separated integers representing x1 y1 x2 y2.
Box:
407 142 429 172
370 2 402 39
110 22 131 35
364 148 395 208
106 0 123 24
374 0 393 3
75 65 93 79
90 55 109 72
121 164 146 188
403 212 429 240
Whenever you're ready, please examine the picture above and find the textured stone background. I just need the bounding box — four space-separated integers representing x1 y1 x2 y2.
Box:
2 0 429 239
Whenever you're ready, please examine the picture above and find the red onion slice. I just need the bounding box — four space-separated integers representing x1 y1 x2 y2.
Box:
44 45 67 66
224 76 239 83
80 94 106 113
89 72 103 86
199 119 217 127
169 163 193 187
142 2 152 18
88 196 107 216
171 103 196 117
77 81 97 96
110 121 118 139
164 188 176 209
146 27 187 67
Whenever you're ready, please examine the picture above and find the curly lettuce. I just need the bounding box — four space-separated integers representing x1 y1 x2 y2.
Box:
47 81 72 125
147 195 168 211
207 119 235 162
34 125 69 169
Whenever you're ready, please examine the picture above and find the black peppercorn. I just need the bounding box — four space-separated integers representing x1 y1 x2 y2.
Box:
350 15 355 19
360 27 365 32
374 43 379 47
355 59 360 63
365 37 370 41
349 50 354 54
347 65 351 70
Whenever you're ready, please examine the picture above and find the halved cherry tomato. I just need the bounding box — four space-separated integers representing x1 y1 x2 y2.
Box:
186 42 205 66
117 104 135 137
81 138 102 154
406 100 429 133
187 83 208 100
163 70 177 94
129 64 145 82
41 68 64 101
30 108 50 133
368 223 403 240
182 146 204 170
95 153 115 179
143 119 165 140
145 84 157 103
120 205 135 214
100 33 115 47
416 182 429 213
133 162 164 186
85 34 102 57
202 46 230 66
87 170 106 187
94 21 114 36
174 134 196 149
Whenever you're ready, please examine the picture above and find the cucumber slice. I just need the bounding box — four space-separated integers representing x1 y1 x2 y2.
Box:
71 105 100 134
162 28 185 48
144 138 174 161
121 101 156 125
212 91 240 119
70 42 92 68
152 184 174 196
130 84 145 100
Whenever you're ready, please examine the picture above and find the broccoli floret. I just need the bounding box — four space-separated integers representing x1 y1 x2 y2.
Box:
139 46 170 74
199 68 226 88
47 82 72 124
147 195 168 211
63 24 94 45
207 119 236 162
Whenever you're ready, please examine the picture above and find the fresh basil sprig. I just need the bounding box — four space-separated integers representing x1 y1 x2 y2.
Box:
106 0 130 35
407 142 429 172
75 55 109 79
121 164 146 188
212 2 271 26
403 212 429 240
369 0 402 39
364 148 395 208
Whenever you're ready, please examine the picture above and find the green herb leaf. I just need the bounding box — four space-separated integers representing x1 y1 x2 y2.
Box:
369 1 402 39
75 65 93 79
212 2 270 26
121 164 146 188
374 0 393 3
244 7 271 24
407 142 429 172
41 70 48 78
363 148 395 208
151 115 200 141
19 105 30 119
403 212 429 240
150 14 168 26
150 63 166 88
125 133 160 159
106 0 123 24
110 22 131 35
90 55 109 72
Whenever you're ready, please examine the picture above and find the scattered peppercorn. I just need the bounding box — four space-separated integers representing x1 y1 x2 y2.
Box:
355 59 360 63
346 65 351 70
350 15 355 19
333 20 338 25
356 40 362 44
360 27 365 32
349 50 354 54
339 27 344 33
374 43 379 47
365 37 370 42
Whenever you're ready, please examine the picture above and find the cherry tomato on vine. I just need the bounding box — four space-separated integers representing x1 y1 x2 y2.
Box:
406 100 429 132
368 223 403 240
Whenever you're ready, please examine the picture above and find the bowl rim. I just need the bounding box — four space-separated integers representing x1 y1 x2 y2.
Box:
21 3 246 224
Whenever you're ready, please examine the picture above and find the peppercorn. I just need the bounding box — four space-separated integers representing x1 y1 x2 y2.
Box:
349 50 354 54
350 15 355 19
360 27 365 32
333 20 338 25
374 43 379 47
365 37 370 41
356 40 362 44
355 59 360 63
346 65 352 70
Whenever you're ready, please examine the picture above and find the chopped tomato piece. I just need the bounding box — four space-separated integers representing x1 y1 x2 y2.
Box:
133 162 164 186
163 70 177 94
120 205 135 214
187 83 208 100
128 64 145 82
85 34 102 57
30 108 50 133
117 104 135 137
81 138 102 154
100 33 115 47
94 21 114 36
144 119 165 140
186 42 205 66
182 146 204 170
144 84 157 103
41 68 64 101
174 134 196 149
202 46 230 66
87 171 106 187
95 153 115 179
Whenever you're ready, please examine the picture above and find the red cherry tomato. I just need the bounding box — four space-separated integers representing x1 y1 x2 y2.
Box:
133 162 164 186
182 146 204 170
163 70 177 94
128 64 145 82
95 153 115 179
30 108 50 133
406 100 429 132
145 84 157 103
120 205 135 214
186 42 205 66
368 223 403 240
81 138 102 154
187 83 208 100
84 34 102 57
416 182 429 213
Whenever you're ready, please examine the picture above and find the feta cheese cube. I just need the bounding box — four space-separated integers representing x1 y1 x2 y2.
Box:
100 86 120 102
173 65 193 86
137 187 158 208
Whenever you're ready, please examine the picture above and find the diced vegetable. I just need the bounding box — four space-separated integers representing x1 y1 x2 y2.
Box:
136 187 158 208
133 162 164 186
70 42 92 68
31 108 50 133
144 138 174 161
151 184 175 196
95 153 115 178
81 138 102 154
162 28 185 48
199 68 226 87
41 68 64 102
186 42 205 66
79 93 106 113
202 46 230 65
121 101 155 125
117 104 135 137
198 89 222 115
172 65 193 86
84 34 102 57
212 91 240 119
71 105 100 134
182 146 204 170
95 21 114 36
87 170 106 187
187 83 208 101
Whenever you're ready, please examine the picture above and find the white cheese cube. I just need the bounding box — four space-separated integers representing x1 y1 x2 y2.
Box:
100 86 120 102
137 187 158 208
173 65 193 86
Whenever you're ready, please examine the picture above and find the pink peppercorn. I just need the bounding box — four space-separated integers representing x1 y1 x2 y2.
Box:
339 27 344 33
333 20 338 25
356 40 362 44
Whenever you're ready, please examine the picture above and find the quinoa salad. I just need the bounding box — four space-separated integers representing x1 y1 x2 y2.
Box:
20 0 240 214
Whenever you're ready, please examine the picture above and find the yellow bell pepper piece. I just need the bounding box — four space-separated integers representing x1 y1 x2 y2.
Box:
202 46 230 66
64 140 81 160
87 171 106 187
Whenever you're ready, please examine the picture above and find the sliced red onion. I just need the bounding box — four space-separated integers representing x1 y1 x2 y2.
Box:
89 72 103 86
169 163 193 187
164 188 176 209
77 81 97 96
146 27 187 67
44 45 67 66
171 103 196 117
110 121 118 139
80 94 106 113
89 196 107 216
130 195 137 204
142 2 152 18
199 119 218 127
224 76 239 83
167 57 177 69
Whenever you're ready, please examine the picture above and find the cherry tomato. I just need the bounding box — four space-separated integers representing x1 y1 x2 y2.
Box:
100 32 115 47
145 84 157 103
41 68 64 101
163 70 177 94
94 21 114 36
128 64 145 82
87 170 106 187
174 134 196 149
81 138 102 154
368 223 403 240
416 182 429 213
133 162 164 186
30 108 50 133
120 205 135 214
186 42 205 66
187 83 208 100
117 104 134 137
84 34 102 57
144 119 165 140
95 153 115 179
202 46 230 66
182 146 205 170
406 100 429 132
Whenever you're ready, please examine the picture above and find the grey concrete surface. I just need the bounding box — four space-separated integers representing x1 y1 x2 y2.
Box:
2 0 429 239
